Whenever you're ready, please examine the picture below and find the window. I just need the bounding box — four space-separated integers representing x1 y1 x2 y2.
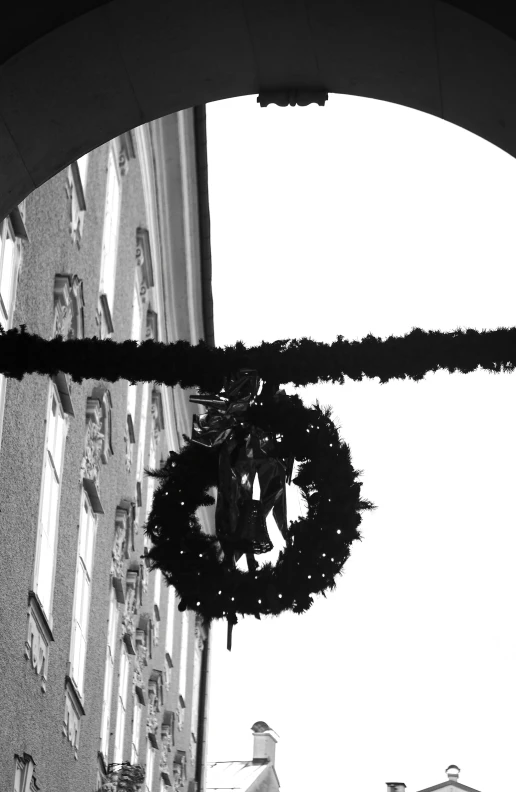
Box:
113 644 130 764
33 382 67 618
98 146 121 337
100 587 119 759
131 696 142 764
70 491 97 696
13 754 37 792
0 216 21 449
178 612 189 705
127 276 143 442
165 587 175 667
66 155 88 247
0 216 18 330
145 742 156 792
77 153 89 188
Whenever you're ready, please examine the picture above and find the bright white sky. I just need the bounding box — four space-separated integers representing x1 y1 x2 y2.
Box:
204 94 516 792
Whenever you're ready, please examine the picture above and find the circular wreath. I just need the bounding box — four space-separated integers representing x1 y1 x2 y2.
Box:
145 392 372 622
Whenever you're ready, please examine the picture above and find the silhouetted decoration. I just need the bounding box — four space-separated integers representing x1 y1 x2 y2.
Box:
1 325 516 391
257 89 328 107
144 387 371 645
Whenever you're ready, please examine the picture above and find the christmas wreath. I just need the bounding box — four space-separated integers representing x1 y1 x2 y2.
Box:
144 373 372 642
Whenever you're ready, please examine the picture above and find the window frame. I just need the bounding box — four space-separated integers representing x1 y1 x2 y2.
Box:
113 643 130 764
100 586 119 761
97 145 121 338
33 380 67 623
69 488 98 697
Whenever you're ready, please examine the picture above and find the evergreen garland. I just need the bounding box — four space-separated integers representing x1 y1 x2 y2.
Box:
144 393 372 622
2 324 516 391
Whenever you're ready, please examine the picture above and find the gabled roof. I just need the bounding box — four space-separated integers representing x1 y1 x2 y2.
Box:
417 781 482 792
206 761 269 792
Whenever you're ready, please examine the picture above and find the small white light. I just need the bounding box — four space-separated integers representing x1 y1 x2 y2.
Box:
258 599 261 604
231 596 235 601
199 554 203 558
308 575 311 579
322 553 326 557
197 601 200 606
336 529 341 534
180 550 184 554
278 594 282 598
181 501 185 506
331 558 335 562
218 591 222 595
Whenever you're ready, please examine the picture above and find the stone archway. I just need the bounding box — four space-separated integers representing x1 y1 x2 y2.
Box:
2 0 516 219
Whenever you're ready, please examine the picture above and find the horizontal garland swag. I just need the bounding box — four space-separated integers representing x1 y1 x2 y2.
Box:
144 392 373 626
2 324 516 391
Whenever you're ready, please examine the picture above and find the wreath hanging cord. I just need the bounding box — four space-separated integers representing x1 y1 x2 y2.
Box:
2 325 516 390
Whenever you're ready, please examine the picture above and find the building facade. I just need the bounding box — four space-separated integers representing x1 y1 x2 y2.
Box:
0 109 214 792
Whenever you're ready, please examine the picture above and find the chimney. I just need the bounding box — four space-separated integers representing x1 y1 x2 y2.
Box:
251 721 279 766
387 784 406 792
446 766 460 782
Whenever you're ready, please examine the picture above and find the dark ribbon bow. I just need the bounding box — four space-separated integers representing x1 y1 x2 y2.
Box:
190 370 292 565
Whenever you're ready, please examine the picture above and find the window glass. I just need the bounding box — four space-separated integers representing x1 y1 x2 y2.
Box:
113 645 130 763
0 222 15 326
165 587 176 660
100 587 118 759
145 743 155 792
131 698 142 764
77 153 89 189
70 493 96 695
179 612 189 702
99 148 121 312
34 384 66 617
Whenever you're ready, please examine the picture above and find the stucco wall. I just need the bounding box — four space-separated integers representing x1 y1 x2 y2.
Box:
0 122 210 791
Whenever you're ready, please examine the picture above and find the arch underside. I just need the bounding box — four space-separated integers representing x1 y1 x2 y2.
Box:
1 0 516 218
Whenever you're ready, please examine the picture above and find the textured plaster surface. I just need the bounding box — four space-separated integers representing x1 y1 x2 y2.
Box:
0 135 205 790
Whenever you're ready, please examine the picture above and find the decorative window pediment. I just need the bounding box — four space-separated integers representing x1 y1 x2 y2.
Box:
122 566 140 655
151 388 164 439
136 228 154 301
160 713 174 785
118 131 136 177
54 274 85 340
80 398 104 513
25 591 54 692
14 753 39 792
111 500 136 584
66 162 87 247
63 675 86 758
90 386 114 463
172 751 186 792
146 308 158 341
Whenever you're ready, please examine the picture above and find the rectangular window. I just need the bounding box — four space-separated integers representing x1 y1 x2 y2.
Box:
145 742 156 792
70 491 97 696
33 383 67 618
153 568 161 616
77 153 90 189
179 612 189 704
113 644 130 764
0 217 17 329
191 637 203 735
0 217 20 450
98 146 121 334
131 696 142 765
127 277 142 436
136 383 150 485
100 587 119 760
165 587 176 665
